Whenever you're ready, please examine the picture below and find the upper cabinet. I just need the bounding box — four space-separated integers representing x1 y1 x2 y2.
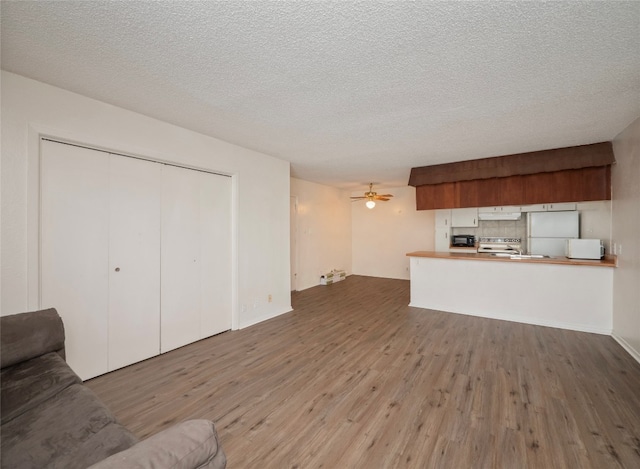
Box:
479 205 522 213
451 208 478 227
520 203 577 212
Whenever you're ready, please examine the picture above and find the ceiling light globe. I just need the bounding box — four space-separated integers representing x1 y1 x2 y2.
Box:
366 200 376 209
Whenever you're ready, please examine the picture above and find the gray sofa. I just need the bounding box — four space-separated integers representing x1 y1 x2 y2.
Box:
1 308 226 469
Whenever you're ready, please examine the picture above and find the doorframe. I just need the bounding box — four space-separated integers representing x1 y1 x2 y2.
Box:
27 127 240 330
290 196 299 292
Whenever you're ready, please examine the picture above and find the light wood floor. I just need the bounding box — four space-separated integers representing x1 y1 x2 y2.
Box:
86 276 640 468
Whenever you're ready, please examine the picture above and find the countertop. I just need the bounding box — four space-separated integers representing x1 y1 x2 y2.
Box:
406 250 617 268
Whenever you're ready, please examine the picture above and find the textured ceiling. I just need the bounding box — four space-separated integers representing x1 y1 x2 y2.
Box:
2 1 639 190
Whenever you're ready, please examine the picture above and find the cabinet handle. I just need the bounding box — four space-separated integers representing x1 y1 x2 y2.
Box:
473 218 476 225
115 267 120 272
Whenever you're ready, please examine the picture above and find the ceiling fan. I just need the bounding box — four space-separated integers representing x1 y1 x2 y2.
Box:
351 183 394 209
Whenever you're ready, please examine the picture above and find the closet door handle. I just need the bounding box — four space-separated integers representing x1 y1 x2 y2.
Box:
115 267 120 272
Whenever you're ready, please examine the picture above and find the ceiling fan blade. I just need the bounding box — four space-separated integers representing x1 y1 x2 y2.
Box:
353 185 393 202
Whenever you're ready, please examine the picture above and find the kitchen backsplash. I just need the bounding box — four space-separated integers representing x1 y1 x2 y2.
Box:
452 217 528 249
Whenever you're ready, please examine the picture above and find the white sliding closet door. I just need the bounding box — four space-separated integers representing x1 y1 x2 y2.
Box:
161 166 231 353
41 139 232 378
161 165 200 351
41 140 110 379
199 171 232 337
108 156 161 370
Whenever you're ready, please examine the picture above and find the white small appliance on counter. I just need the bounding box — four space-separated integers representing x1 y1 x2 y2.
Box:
565 239 604 259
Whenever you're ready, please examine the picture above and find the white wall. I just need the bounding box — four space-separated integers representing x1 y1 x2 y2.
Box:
577 200 613 252
611 116 640 362
0 71 291 329
351 185 435 280
290 178 351 291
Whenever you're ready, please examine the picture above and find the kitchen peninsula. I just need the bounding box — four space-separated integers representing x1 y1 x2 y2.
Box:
406 251 616 335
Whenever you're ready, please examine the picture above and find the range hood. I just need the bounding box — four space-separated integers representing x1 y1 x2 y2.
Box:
478 212 522 221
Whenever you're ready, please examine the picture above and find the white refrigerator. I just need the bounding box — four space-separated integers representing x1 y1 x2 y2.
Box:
527 211 579 256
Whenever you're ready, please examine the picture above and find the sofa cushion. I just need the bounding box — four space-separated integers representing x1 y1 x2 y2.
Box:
0 308 65 368
1 352 81 425
1 382 137 469
89 419 226 469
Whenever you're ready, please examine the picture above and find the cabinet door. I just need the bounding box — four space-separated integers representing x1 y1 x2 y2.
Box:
522 203 576 212
434 209 451 251
41 140 110 380
435 227 450 252
108 155 161 371
479 205 522 213
500 205 522 213
546 203 576 211
521 204 547 212
451 208 478 227
435 209 451 227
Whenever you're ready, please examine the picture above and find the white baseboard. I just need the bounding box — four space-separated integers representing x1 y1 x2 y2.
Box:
238 306 293 330
612 333 640 364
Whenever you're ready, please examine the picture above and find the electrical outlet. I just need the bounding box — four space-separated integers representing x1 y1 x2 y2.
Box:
241 304 247 313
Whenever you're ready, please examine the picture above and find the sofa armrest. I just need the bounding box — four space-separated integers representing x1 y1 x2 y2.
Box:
88 419 226 469
0 308 65 369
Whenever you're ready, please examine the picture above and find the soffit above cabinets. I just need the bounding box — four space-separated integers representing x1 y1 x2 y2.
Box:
408 142 615 187
414 166 611 210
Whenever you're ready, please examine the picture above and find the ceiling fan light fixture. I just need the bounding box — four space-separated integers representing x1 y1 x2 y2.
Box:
351 183 393 208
